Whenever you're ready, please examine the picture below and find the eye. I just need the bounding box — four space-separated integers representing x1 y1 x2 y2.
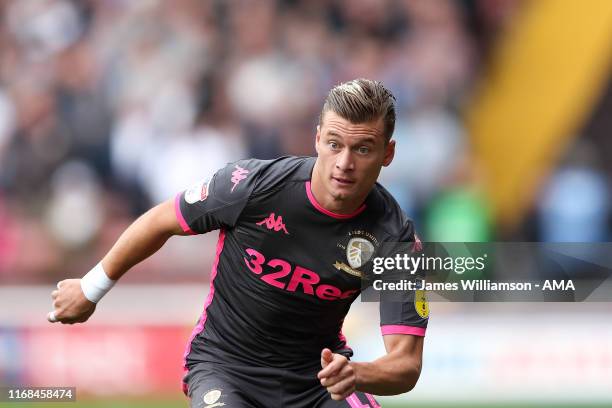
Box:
328 141 340 150
357 146 370 155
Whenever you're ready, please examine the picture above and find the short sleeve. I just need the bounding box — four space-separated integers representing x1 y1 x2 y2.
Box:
379 290 428 336
379 220 429 337
174 159 261 234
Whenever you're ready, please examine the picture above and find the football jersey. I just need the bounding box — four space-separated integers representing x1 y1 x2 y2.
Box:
176 156 428 370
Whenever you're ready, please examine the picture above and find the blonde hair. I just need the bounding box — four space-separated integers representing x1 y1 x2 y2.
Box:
319 78 396 142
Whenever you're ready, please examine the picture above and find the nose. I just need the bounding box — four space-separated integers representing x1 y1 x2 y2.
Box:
335 148 354 172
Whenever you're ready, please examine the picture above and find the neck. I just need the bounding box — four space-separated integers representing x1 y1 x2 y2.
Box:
310 161 365 215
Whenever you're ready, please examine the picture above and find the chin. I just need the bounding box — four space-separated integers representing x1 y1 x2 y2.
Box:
327 182 359 202
332 190 357 202
329 190 347 201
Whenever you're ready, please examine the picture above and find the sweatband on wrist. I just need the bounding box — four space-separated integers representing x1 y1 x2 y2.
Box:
80 262 116 303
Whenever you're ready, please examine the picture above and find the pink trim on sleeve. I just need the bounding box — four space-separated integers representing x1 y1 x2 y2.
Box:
305 181 366 219
346 393 369 408
381 325 426 337
174 193 196 235
366 393 382 408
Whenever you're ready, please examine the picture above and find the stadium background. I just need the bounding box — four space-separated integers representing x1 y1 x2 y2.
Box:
1 0 611 407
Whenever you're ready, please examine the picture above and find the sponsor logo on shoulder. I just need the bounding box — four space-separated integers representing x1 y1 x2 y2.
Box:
185 178 211 204
230 165 249 192
415 288 429 318
202 389 224 408
256 212 289 235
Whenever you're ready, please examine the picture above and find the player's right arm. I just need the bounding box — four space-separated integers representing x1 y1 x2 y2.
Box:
101 197 187 280
48 158 266 325
48 197 186 324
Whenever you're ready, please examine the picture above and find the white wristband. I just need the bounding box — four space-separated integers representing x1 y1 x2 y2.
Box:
80 262 116 303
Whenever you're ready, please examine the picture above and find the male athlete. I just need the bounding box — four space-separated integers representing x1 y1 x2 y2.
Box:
48 78 428 407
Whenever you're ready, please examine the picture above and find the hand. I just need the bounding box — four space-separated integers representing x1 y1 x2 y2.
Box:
48 279 96 324
317 348 356 400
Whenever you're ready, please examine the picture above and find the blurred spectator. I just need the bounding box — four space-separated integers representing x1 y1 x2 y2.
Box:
425 188 492 242
379 108 467 214
0 0 524 281
538 140 610 243
0 89 16 163
44 160 103 249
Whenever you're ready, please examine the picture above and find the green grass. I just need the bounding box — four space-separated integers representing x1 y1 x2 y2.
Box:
1 400 609 408
0 399 178 408
0 403 173 408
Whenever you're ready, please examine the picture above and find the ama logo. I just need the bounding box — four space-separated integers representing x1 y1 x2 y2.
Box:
542 280 575 291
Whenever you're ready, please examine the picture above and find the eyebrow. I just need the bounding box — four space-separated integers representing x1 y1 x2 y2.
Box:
326 131 377 145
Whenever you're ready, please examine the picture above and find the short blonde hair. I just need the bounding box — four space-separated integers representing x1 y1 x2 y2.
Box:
319 78 397 142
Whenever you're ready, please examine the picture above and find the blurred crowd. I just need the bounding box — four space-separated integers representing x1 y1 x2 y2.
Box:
7 0 607 284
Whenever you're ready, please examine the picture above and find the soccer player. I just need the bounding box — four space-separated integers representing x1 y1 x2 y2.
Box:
48 78 428 407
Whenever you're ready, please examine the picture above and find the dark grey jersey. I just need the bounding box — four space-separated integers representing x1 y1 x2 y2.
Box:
176 156 428 370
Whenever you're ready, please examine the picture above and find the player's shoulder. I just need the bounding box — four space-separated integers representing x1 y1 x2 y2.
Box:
237 155 313 176
233 155 314 193
368 183 416 241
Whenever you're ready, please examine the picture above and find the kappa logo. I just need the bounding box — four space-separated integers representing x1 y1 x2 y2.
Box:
230 165 249 192
256 212 289 234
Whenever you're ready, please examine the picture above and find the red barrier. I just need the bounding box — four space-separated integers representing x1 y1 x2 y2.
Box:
18 326 190 395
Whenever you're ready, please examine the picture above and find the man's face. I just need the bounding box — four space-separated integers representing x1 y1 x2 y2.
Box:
315 111 395 204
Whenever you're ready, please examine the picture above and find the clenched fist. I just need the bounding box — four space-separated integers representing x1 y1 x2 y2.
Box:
318 348 356 400
48 279 96 324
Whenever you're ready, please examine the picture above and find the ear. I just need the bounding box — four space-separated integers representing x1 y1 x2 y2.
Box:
315 125 321 154
382 140 395 167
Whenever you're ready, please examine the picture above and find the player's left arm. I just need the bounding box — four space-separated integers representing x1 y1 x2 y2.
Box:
354 333 423 394
318 334 423 399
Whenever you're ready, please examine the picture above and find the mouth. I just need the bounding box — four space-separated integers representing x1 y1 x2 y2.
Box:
332 176 356 186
